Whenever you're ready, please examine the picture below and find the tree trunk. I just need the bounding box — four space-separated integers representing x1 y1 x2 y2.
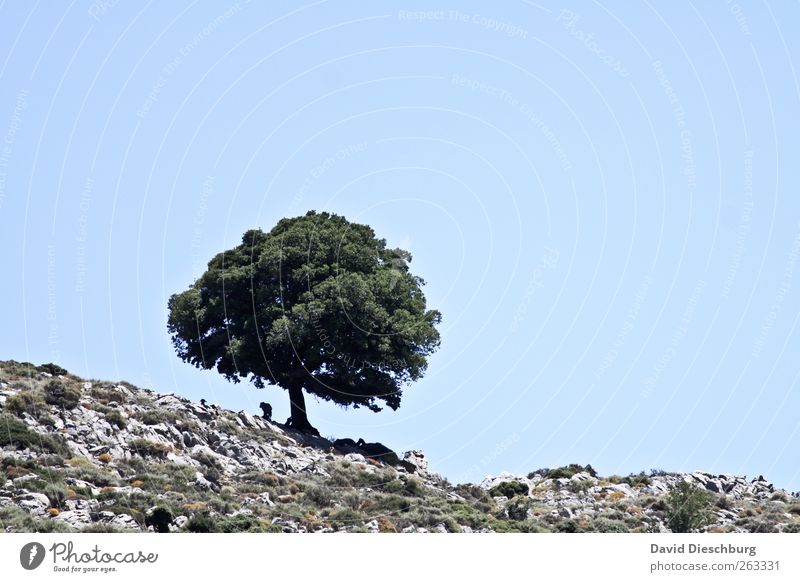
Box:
287 380 318 435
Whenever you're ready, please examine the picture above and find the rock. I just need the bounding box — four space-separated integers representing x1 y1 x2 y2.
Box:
182 431 198 447
402 450 428 472
172 516 188 529
16 492 51 516
365 519 380 533
558 506 573 518
55 510 93 528
344 453 366 463
193 472 215 491
237 411 256 429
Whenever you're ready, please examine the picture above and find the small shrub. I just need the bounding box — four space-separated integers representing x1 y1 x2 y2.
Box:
129 438 171 458
43 380 81 410
715 494 733 510
329 508 364 529
770 491 789 503
554 518 581 533
592 517 630 532
506 497 531 521
567 479 592 495
38 363 68 376
81 524 125 533
185 513 215 533
609 471 651 487
0 505 73 532
104 409 126 429
191 450 223 471
744 520 777 533
0 413 70 455
134 409 180 426
666 481 714 533
454 483 492 504
6 391 46 419
215 514 267 532
25 481 67 509
90 383 126 404
488 481 529 499
544 464 597 480
373 494 411 513
608 491 626 502
0 360 37 378
303 485 334 507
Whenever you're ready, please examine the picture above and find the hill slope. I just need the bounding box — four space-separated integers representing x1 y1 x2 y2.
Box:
0 360 798 533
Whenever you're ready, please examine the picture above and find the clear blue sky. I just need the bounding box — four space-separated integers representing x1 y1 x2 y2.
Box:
1 1 799 489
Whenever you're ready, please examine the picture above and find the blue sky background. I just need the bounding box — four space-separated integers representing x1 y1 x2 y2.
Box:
1 1 799 488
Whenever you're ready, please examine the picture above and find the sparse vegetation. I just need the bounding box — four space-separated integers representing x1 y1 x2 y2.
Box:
0 413 70 455
2 360 798 535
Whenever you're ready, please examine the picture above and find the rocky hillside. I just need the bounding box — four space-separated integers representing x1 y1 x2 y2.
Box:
1 360 798 533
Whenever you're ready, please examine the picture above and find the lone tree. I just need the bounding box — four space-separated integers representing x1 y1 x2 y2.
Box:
167 210 441 434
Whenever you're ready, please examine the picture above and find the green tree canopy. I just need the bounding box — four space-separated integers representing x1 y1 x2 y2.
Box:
167 210 441 434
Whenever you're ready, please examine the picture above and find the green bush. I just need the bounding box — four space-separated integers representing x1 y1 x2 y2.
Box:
184 512 266 533
543 464 597 480
488 480 529 499
104 409 127 429
89 383 126 404
43 380 81 409
81 524 125 533
216 514 267 532
609 471 651 487
506 497 531 521
554 518 581 533
5 391 46 419
592 517 630 532
372 494 411 513
134 409 181 426
329 508 364 529
666 481 714 533
0 413 70 455
0 360 37 378
303 485 334 507
0 506 73 532
743 520 776 533
38 363 68 376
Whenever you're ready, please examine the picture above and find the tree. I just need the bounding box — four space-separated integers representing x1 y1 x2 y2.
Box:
666 480 713 532
167 210 441 434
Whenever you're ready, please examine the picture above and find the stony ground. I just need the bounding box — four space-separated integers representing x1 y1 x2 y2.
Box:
1 360 798 533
